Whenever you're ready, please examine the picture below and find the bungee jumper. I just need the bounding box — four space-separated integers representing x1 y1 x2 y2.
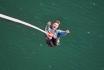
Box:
45 20 70 47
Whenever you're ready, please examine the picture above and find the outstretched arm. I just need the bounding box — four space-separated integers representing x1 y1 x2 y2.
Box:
45 21 53 39
57 29 70 37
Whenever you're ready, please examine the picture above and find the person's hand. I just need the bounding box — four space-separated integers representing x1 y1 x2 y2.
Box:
47 21 51 25
66 30 70 33
46 32 53 39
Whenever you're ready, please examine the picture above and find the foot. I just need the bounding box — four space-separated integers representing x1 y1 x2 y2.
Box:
56 39 60 46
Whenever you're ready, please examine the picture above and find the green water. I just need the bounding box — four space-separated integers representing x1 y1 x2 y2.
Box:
0 0 104 70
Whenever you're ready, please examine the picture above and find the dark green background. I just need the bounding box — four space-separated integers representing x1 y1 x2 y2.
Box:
0 0 104 70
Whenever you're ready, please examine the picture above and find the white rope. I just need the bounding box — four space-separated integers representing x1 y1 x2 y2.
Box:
0 13 47 34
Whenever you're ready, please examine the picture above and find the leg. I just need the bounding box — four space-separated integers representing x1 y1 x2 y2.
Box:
45 37 54 47
52 38 60 46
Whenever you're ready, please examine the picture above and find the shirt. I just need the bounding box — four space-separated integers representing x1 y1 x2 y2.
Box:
45 23 68 38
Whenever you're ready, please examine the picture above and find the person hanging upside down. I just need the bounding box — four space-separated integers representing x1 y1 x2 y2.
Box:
45 20 70 47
